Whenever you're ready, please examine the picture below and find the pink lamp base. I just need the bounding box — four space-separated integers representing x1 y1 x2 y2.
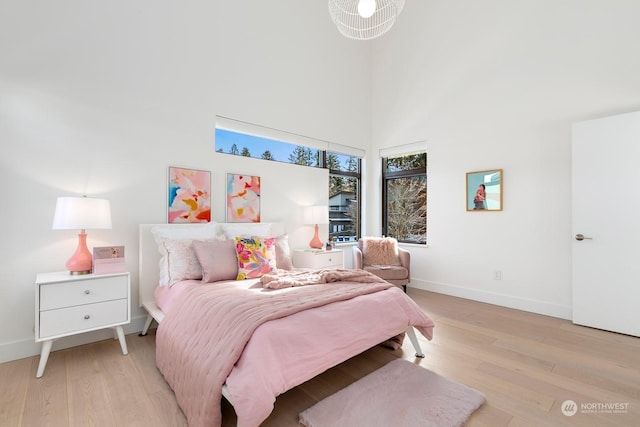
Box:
66 232 93 274
309 224 323 249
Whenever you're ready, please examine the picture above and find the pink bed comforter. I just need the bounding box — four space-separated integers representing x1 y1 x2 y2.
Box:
156 272 435 427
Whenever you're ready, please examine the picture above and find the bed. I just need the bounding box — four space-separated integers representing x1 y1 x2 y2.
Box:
139 222 435 427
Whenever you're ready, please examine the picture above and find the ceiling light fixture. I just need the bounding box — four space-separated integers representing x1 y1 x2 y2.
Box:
357 0 376 18
328 0 405 40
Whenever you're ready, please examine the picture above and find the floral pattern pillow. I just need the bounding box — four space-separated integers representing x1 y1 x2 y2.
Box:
234 236 277 280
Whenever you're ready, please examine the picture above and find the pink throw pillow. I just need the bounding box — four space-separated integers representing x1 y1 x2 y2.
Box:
192 240 239 283
362 237 402 266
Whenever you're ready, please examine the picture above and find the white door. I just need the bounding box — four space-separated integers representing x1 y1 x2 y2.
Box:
572 111 640 337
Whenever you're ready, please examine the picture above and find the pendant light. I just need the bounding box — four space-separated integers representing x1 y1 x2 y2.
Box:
328 0 405 40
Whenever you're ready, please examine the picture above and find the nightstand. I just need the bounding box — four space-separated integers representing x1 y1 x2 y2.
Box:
293 249 344 269
35 271 131 378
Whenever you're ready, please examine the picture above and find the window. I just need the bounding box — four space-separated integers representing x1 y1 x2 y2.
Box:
327 152 360 243
382 153 427 244
215 125 361 242
215 128 320 166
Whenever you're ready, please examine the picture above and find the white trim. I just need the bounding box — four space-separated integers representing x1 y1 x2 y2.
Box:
409 278 572 320
216 115 328 150
328 142 365 157
379 140 427 158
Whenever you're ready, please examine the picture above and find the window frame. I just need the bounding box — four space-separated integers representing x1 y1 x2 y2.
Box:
326 156 362 243
382 153 427 244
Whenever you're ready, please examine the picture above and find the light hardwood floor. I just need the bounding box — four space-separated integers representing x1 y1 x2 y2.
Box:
2 289 638 426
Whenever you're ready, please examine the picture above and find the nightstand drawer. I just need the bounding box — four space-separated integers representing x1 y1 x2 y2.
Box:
39 299 128 339
40 275 128 310
313 251 343 268
293 250 344 269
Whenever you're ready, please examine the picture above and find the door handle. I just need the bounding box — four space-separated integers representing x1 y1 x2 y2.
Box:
575 233 592 241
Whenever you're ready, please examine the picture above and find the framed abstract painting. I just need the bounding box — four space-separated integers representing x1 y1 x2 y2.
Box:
168 166 211 223
466 169 503 211
226 173 261 223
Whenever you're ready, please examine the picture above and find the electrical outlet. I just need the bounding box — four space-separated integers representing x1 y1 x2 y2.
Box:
494 270 502 280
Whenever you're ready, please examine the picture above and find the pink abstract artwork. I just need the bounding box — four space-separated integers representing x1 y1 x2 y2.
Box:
168 167 211 223
226 173 261 223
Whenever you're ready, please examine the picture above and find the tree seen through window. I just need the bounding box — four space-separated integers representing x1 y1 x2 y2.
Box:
383 153 427 244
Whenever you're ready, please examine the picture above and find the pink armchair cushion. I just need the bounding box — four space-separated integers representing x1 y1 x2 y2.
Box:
363 265 408 282
360 237 402 266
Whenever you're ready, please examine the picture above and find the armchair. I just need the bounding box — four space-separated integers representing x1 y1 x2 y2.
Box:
352 237 410 291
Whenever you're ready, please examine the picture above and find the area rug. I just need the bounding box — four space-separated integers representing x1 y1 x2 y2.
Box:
299 359 485 427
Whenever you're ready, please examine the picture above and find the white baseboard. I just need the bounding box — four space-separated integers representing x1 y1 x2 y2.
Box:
409 279 572 320
0 315 149 364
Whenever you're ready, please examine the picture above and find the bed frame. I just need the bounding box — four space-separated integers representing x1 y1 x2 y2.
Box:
138 222 425 408
138 222 286 336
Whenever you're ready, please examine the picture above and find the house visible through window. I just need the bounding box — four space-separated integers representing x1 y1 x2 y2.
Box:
327 152 360 243
382 152 427 244
215 125 361 242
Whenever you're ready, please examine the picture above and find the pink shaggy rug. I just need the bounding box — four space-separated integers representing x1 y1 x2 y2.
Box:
299 359 485 427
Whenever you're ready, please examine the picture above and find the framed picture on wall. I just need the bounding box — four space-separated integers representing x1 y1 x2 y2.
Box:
168 166 211 223
226 173 261 223
466 169 503 211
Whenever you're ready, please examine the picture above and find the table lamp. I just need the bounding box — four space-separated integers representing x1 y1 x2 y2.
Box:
303 205 328 250
52 196 112 274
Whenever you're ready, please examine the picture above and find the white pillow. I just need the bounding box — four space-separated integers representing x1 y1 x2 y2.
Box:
159 238 210 286
273 234 293 270
221 223 273 239
151 223 220 286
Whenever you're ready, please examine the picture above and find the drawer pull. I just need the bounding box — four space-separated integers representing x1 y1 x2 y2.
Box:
84 315 91 320
84 290 91 295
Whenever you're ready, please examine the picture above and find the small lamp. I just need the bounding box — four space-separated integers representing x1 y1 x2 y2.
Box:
52 196 112 275
303 205 329 250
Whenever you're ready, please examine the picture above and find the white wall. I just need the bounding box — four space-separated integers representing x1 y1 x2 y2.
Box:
370 0 640 317
3 0 640 364
0 1 370 362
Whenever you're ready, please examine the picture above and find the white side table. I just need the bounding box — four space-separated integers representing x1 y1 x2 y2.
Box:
292 249 344 269
35 271 131 378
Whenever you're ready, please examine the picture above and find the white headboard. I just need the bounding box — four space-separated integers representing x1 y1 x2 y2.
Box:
139 222 285 315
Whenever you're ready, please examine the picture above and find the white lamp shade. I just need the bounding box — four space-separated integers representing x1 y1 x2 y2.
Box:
52 197 112 230
303 205 329 225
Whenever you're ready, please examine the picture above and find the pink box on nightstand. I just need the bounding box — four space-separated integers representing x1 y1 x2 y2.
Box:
93 246 127 275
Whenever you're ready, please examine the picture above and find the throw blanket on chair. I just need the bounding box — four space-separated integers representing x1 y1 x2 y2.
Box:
156 274 393 427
